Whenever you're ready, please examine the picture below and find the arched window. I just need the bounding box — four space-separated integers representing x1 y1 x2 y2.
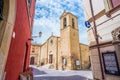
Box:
63 18 67 28
72 18 75 28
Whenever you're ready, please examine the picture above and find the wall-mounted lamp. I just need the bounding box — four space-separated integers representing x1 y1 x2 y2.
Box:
28 32 42 41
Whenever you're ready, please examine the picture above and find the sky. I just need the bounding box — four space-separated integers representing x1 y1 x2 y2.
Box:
32 0 88 45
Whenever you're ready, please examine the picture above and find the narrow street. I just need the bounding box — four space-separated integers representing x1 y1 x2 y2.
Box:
33 66 93 80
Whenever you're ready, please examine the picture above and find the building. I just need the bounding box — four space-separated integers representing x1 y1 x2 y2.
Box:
30 43 41 65
83 0 120 80
30 11 90 70
0 0 36 80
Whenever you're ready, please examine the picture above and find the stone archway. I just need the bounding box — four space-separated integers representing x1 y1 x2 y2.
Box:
30 56 35 65
0 0 16 79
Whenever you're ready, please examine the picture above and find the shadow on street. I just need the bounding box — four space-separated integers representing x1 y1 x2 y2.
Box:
33 67 93 80
33 67 47 75
34 75 92 80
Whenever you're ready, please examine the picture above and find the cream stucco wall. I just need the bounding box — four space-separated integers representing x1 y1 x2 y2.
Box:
47 36 58 69
30 44 41 65
40 42 48 65
80 44 90 69
83 0 120 80
83 0 105 20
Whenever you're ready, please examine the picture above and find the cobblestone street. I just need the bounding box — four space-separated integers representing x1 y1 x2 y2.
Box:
33 66 93 80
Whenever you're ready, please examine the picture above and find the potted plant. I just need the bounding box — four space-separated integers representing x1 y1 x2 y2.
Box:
19 67 33 80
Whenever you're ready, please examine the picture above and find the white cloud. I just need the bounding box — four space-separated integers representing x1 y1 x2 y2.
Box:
33 0 88 44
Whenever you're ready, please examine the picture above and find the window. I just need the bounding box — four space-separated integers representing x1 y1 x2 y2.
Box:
27 0 32 8
63 18 67 28
72 18 75 28
26 0 32 17
32 48 35 52
0 0 4 20
104 0 120 12
50 39 53 45
111 0 120 8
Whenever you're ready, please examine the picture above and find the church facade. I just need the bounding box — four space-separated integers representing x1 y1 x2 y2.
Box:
30 11 90 70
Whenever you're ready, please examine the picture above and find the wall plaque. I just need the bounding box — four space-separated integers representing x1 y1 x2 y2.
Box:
102 51 120 75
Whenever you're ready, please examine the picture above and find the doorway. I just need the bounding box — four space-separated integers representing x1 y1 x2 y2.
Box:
30 56 35 65
49 54 53 64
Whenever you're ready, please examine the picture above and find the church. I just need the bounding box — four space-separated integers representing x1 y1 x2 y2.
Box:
30 11 90 70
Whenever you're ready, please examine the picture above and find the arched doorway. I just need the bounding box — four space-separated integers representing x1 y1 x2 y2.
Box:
49 54 53 64
30 56 35 65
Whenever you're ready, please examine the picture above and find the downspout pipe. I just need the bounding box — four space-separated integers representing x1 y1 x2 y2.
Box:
89 0 104 79
56 37 58 70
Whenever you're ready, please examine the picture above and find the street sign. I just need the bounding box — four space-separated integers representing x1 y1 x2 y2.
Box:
85 21 91 28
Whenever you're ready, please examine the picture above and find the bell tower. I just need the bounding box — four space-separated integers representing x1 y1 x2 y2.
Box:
60 11 80 70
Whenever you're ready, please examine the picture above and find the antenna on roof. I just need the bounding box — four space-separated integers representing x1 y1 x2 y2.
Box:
64 10 66 13
51 32 53 36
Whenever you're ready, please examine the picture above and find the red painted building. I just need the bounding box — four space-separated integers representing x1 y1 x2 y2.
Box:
4 0 36 80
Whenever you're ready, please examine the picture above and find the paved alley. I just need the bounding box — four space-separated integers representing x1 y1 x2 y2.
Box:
33 66 93 80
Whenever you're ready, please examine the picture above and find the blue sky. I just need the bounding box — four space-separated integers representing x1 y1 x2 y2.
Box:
32 0 88 45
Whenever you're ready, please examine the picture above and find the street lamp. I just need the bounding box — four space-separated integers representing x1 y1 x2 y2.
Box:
28 32 42 41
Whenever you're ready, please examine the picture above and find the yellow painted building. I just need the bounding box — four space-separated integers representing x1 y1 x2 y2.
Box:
30 44 41 65
30 11 90 70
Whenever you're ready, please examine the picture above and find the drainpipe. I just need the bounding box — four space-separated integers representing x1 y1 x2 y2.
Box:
39 45 41 66
89 0 104 79
79 44 82 69
56 37 58 70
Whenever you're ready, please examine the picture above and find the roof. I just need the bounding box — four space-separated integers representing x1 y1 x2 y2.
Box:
41 35 60 46
60 10 78 19
32 43 41 46
79 43 89 46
